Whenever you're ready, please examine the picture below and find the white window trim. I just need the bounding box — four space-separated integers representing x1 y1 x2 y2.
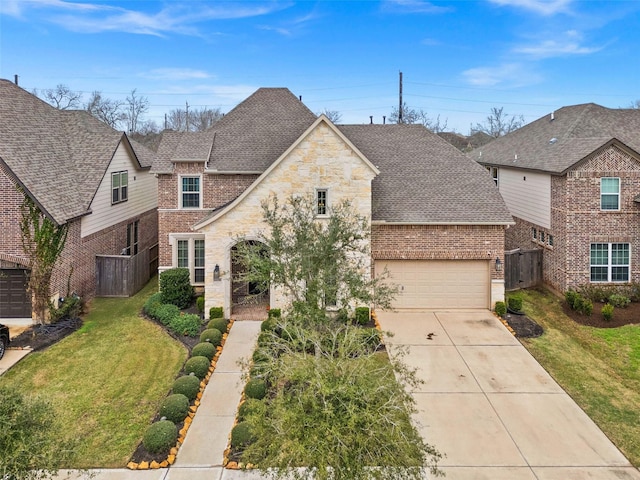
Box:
170 233 205 285
590 242 630 283
179 174 203 209
600 177 620 211
111 170 128 205
316 188 329 217
486 166 498 187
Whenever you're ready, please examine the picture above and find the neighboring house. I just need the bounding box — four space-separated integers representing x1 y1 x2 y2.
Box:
473 103 640 292
0 79 158 321
438 131 493 152
153 88 513 318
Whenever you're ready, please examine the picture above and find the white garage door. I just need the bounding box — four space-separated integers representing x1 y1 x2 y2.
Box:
375 260 490 309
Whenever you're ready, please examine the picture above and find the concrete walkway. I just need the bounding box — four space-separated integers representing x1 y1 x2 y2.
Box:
377 310 640 480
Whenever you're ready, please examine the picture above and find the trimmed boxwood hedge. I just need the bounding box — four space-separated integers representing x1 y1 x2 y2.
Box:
159 393 190 423
143 420 178 454
200 328 222 347
209 306 224 319
160 268 194 309
191 342 217 361
172 375 202 402
207 318 228 333
230 421 254 448
184 356 211 379
244 378 267 400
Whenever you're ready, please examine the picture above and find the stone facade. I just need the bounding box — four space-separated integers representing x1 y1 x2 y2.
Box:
505 144 640 292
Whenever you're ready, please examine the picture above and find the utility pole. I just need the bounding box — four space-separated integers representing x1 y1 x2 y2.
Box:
398 71 403 124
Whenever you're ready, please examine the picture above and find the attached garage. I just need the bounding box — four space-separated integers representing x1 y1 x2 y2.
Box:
0 268 31 319
375 260 490 309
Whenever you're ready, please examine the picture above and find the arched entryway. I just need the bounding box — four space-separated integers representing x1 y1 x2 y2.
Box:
230 240 269 320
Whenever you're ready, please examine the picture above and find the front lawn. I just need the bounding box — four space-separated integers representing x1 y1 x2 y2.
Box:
518 288 640 467
0 278 188 468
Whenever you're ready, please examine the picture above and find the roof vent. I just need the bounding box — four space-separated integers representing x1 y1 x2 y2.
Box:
550 111 555 121
513 154 518 162
549 137 557 144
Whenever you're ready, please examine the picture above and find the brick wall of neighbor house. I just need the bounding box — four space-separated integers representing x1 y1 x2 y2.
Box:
0 164 28 263
51 208 158 300
561 145 640 291
157 163 259 267
371 224 506 280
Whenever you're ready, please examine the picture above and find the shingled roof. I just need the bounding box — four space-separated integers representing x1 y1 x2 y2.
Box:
471 103 640 174
0 79 154 225
152 88 317 174
339 125 513 224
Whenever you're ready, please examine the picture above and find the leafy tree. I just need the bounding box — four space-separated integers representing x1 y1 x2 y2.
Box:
0 386 76 479
85 91 127 129
126 88 149 134
33 84 83 110
233 195 396 321
19 190 68 324
472 106 524 138
388 102 448 132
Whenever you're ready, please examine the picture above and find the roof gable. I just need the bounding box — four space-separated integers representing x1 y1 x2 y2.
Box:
472 103 640 174
0 79 154 224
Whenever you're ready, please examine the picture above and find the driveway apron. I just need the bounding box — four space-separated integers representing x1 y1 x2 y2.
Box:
376 310 640 480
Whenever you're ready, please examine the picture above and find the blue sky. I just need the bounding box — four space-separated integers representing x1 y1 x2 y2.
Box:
1 0 639 133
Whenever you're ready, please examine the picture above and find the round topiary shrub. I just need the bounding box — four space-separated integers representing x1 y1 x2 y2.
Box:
172 375 201 402
143 292 163 318
192 342 217 361
143 420 178 454
184 356 211 379
159 393 190 424
494 301 507 317
244 378 267 400
237 398 266 421
209 306 224 319
155 303 181 326
207 318 228 333
230 421 255 448
200 328 222 347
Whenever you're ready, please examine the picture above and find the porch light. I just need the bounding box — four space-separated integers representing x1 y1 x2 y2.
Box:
495 257 503 272
213 264 220 281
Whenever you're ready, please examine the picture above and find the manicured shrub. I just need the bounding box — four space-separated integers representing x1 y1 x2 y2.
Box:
51 294 83 321
196 296 205 313
143 292 163 318
230 421 254 448
602 303 614 322
267 308 281 319
172 375 201 402
207 318 228 333
608 294 630 308
244 379 267 400
354 307 370 325
578 297 593 316
494 301 506 317
154 303 181 326
209 306 224 319
184 356 211 379
252 348 271 365
565 290 579 310
237 398 266 421
169 313 201 337
160 268 194 309
261 318 277 332
200 328 222 347
578 284 610 303
159 393 190 423
192 342 216 361
143 420 178 454
507 294 523 312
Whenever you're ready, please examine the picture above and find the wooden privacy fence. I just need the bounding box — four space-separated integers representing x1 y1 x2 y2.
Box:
505 248 543 291
96 248 150 297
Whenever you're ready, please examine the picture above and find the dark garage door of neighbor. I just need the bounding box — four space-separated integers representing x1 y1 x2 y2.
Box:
0 268 31 318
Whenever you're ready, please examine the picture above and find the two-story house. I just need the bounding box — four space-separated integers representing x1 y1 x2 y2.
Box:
0 79 158 321
474 103 640 292
153 88 513 318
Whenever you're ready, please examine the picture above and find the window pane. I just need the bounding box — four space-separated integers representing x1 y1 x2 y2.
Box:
601 178 619 193
112 188 119 204
112 173 120 188
317 190 327 215
121 172 128 186
177 240 189 268
194 240 204 267
121 185 128 201
611 267 629 282
601 194 619 210
591 266 608 282
182 177 200 208
590 244 608 265
611 243 629 265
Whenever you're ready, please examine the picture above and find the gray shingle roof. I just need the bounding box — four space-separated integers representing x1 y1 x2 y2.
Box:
339 125 513 224
471 103 640 174
152 88 317 174
0 79 154 225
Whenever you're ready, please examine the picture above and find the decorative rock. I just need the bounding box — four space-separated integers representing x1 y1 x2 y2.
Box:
150 461 161 469
138 461 149 470
227 461 238 469
126 462 138 470
159 460 169 468
167 455 176 465
170 447 178 455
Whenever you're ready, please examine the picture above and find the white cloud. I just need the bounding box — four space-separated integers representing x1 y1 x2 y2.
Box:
488 0 572 16
140 69 214 81
381 0 453 14
513 30 603 58
462 63 542 87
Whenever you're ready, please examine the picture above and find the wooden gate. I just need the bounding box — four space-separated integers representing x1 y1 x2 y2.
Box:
96 249 150 297
505 248 543 291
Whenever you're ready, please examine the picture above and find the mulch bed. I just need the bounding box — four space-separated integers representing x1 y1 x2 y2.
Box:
503 312 544 338
9 317 83 351
561 300 640 328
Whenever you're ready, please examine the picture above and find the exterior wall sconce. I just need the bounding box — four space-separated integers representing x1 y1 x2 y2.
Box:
213 264 220 281
495 257 503 272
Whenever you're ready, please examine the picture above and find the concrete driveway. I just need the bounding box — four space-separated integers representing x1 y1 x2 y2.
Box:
376 310 640 480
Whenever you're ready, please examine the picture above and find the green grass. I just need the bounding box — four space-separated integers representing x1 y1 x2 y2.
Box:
519 288 640 467
0 278 188 468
